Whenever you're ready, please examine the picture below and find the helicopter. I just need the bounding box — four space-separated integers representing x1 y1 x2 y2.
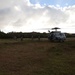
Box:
48 27 66 42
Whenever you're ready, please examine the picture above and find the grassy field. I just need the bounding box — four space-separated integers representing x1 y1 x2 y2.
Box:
0 38 75 75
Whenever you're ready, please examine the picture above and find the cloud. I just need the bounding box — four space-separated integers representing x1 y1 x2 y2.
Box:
0 0 75 33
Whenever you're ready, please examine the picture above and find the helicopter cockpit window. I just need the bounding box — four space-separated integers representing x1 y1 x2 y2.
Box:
60 33 62 35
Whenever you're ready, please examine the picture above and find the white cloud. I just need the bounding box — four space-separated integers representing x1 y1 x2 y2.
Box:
0 0 75 33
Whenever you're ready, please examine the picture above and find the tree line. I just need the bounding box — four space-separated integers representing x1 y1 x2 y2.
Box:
0 31 48 39
0 31 75 39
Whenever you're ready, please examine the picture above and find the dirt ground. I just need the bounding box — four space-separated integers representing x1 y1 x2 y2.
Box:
0 38 75 75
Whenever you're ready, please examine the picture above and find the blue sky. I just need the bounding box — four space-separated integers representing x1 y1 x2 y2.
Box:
30 0 75 7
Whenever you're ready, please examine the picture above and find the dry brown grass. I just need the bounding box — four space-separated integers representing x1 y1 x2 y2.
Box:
0 38 75 75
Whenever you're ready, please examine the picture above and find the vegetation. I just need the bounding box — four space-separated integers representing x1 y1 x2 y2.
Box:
0 38 75 75
0 31 75 39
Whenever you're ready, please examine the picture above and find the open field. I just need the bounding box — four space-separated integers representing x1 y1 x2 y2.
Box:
0 38 75 75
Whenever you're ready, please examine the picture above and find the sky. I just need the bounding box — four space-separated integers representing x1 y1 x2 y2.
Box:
0 0 75 33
